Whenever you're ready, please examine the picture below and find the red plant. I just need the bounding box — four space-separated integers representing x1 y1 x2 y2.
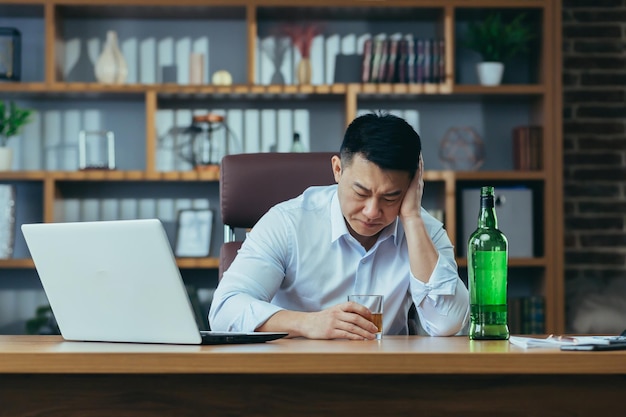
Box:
281 23 322 58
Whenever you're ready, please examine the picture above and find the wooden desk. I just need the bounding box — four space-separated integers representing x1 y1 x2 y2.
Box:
1 335 624 416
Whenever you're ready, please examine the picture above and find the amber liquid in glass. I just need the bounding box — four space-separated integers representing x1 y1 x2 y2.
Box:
371 313 383 338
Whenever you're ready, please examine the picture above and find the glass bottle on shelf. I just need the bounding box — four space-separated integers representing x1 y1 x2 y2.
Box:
291 132 305 152
468 185 509 340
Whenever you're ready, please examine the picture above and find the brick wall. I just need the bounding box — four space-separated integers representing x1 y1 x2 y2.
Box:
562 0 626 332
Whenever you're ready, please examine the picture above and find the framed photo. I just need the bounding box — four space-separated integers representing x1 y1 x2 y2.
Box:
174 209 213 257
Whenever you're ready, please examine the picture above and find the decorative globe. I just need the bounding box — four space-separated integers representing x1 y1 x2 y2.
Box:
438 126 485 171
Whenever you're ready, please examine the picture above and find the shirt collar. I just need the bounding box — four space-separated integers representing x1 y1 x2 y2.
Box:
330 191 348 243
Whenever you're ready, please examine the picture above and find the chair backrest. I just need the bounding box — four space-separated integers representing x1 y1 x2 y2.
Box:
219 152 337 279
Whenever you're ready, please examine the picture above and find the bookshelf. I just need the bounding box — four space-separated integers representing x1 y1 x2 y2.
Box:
0 0 563 334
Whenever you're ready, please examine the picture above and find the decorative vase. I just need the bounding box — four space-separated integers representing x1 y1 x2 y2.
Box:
296 58 312 85
189 53 205 85
0 147 12 171
94 31 128 84
476 62 504 86
261 36 288 85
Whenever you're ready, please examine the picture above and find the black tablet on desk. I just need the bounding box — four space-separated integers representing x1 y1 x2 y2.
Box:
561 343 626 351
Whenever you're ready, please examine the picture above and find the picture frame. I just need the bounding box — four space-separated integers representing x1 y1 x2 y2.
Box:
174 209 213 257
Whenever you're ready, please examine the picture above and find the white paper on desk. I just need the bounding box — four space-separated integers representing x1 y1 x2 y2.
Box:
509 335 613 349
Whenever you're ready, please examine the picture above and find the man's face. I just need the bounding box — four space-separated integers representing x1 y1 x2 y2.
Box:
332 154 411 247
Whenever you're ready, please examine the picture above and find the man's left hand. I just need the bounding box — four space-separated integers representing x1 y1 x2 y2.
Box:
400 154 424 221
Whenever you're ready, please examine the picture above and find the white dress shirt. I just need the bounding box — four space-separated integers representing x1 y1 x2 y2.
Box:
209 185 469 336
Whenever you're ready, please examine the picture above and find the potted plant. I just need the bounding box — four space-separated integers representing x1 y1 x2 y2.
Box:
463 13 534 86
0 100 32 170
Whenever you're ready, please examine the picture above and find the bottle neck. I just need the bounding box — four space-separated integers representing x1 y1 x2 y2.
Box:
478 195 498 229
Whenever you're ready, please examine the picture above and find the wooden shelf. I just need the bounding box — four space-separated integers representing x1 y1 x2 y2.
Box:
452 84 546 95
0 170 220 182
0 82 547 97
1 169 522 184
0 259 34 269
0 258 220 270
454 170 546 181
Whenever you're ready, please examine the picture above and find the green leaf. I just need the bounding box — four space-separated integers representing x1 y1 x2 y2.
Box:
0 100 32 146
462 12 534 63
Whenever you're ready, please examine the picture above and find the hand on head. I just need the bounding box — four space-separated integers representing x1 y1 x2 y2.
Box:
399 154 425 221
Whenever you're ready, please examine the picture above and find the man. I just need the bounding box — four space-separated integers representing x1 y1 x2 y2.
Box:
209 112 469 339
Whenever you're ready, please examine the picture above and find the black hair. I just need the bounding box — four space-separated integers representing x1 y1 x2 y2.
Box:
339 112 421 176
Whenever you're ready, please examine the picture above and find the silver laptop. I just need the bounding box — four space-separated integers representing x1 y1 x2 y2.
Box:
21 219 287 345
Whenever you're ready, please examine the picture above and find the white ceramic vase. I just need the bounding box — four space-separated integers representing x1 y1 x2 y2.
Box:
0 147 13 171
476 62 504 86
296 58 312 85
95 31 128 84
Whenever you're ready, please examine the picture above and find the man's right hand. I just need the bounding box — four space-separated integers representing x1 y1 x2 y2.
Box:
256 302 379 340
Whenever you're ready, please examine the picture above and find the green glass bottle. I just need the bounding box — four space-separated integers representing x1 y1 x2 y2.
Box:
468 186 509 340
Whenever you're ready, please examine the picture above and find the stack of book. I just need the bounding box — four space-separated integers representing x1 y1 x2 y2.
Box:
508 296 545 335
362 35 445 84
512 126 543 170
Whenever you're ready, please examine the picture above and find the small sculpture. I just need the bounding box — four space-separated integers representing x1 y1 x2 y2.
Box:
177 113 239 170
438 126 485 171
212 70 233 86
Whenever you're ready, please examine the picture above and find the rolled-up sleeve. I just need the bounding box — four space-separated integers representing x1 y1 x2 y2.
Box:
408 222 470 336
209 209 288 332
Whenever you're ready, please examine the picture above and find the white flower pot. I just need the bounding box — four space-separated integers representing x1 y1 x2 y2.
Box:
477 62 504 86
0 147 13 171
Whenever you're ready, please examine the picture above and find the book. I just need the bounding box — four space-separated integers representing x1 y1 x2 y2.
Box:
507 297 523 334
423 39 431 83
438 38 445 84
522 296 545 335
370 35 386 83
508 296 544 335
361 38 373 83
405 35 416 83
513 126 543 170
430 38 438 83
397 39 409 83
376 37 389 82
385 37 400 83
415 39 424 83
